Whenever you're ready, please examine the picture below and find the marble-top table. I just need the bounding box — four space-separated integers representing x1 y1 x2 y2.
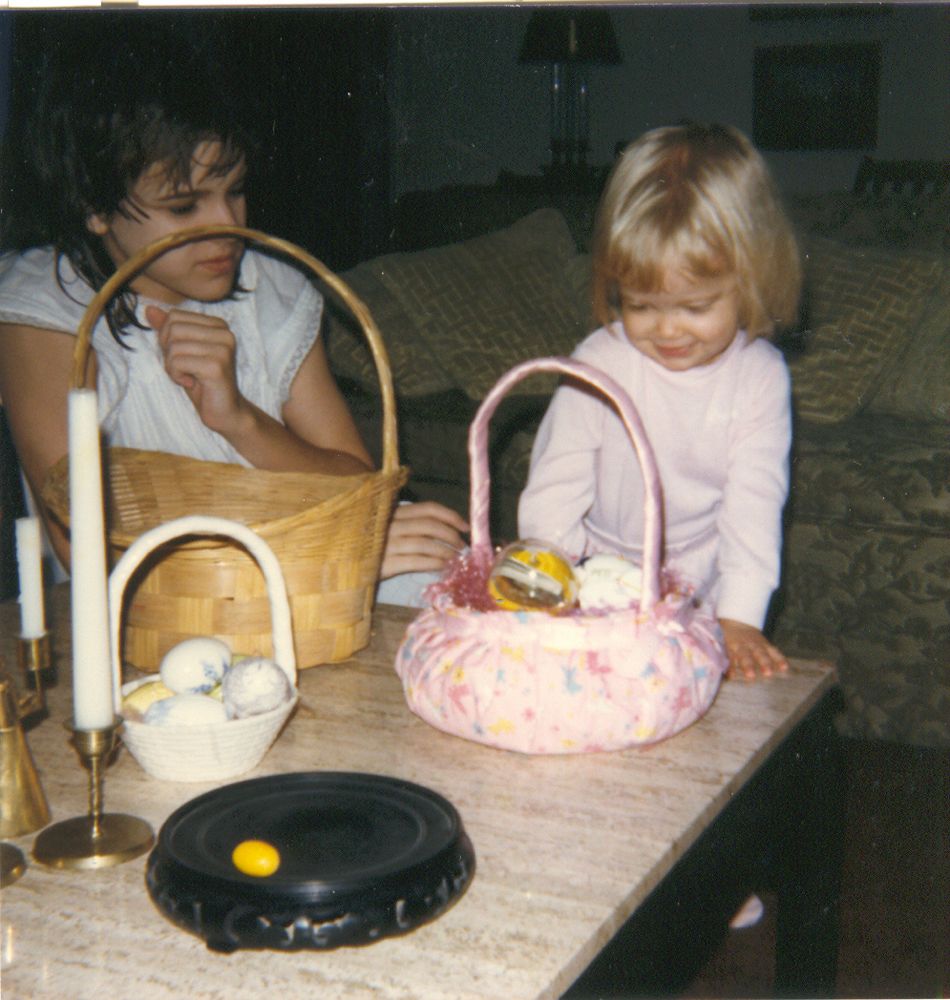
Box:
1 585 841 999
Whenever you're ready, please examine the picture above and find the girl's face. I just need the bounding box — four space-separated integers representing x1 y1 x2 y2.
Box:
86 141 247 305
618 265 741 372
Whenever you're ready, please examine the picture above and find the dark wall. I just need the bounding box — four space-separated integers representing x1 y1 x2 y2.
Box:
2 8 392 270
3 5 947 250
387 4 950 197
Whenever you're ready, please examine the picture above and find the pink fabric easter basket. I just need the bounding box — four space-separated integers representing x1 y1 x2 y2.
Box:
394 357 728 754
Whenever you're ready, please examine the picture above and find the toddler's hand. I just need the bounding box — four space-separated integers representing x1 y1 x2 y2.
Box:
381 502 469 580
718 618 788 682
146 304 245 434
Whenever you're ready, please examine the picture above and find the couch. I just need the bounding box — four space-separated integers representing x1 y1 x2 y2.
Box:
324 159 949 749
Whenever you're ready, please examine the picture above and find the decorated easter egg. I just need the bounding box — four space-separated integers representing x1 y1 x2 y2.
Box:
576 553 644 611
488 539 578 612
121 678 176 721
222 657 293 720
221 656 293 719
159 637 231 695
143 693 229 726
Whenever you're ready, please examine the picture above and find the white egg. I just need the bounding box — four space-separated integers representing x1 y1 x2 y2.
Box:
576 554 644 611
143 693 228 726
222 656 293 719
159 637 231 694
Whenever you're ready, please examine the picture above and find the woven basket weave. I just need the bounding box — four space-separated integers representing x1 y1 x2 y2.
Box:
43 225 407 670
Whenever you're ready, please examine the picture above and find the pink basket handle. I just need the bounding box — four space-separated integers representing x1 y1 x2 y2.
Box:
468 357 663 611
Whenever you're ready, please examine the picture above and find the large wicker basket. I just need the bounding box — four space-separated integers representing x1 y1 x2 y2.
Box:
43 225 407 670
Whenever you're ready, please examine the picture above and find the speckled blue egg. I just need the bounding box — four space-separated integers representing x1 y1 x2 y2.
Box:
222 657 293 719
143 693 229 726
159 637 231 694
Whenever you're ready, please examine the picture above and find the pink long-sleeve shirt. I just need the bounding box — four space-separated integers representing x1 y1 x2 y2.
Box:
518 324 791 628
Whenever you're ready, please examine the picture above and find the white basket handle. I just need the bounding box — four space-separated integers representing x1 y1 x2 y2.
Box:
108 515 296 713
467 357 664 611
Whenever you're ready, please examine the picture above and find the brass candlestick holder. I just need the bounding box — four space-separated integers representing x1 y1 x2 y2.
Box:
17 631 53 685
32 714 154 871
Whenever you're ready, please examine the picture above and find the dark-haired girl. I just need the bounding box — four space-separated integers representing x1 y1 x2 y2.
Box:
0 29 466 587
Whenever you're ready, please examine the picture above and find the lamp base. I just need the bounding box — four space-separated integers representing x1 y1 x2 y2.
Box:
32 813 153 870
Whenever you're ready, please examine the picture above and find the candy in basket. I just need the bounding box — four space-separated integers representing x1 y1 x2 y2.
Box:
394 357 728 754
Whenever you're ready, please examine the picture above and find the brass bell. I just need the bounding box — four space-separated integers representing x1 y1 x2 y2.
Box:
1 636 52 844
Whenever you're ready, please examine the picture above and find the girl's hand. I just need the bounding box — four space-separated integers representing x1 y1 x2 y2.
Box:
718 618 789 682
146 304 247 435
381 502 469 580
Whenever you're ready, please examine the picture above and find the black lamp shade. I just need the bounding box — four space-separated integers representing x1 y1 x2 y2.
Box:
519 10 622 65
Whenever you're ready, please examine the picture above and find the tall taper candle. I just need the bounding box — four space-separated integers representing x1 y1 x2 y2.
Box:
68 388 114 730
15 516 45 638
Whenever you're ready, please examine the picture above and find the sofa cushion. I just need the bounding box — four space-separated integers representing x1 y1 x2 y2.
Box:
374 208 587 399
787 237 944 424
565 252 594 329
774 410 950 746
324 256 456 397
789 413 949 536
342 382 546 541
773 514 950 746
866 264 950 424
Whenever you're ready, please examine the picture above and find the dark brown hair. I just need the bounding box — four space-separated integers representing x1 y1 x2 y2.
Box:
0 18 258 341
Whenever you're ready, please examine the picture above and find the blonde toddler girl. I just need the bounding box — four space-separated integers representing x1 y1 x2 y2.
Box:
519 122 801 680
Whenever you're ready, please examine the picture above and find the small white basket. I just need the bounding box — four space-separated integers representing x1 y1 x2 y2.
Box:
110 516 299 782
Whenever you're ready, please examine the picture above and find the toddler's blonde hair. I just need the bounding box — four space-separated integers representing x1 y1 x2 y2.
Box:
592 122 801 338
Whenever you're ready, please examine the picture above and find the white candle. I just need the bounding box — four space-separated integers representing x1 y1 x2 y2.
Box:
68 389 114 731
15 516 45 638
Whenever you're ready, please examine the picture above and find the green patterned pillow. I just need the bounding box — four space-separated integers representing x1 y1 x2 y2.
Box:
375 209 586 399
788 237 944 424
867 264 950 423
565 253 594 330
324 259 454 397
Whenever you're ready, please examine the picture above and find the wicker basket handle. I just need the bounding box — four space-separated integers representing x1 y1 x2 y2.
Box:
107 515 296 713
468 357 663 612
71 224 398 474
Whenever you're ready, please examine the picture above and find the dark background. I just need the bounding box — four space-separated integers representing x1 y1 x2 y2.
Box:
3 4 946 270
2 9 394 270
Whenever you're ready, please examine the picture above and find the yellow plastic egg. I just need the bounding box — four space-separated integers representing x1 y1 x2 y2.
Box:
231 839 281 877
121 678 175 721
488 539 578 612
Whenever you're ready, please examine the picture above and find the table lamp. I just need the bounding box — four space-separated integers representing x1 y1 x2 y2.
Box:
519 9 622 176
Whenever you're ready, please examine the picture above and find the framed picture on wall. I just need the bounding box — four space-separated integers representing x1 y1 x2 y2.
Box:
753 42 881 150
